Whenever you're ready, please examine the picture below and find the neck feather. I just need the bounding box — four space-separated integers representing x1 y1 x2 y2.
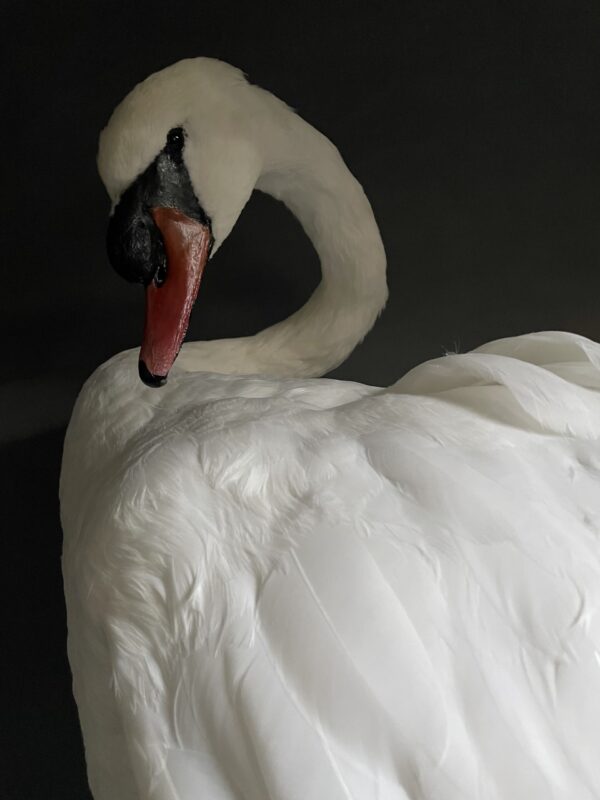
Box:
177 103 387 378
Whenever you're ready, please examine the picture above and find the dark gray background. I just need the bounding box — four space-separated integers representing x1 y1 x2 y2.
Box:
3 1 600 796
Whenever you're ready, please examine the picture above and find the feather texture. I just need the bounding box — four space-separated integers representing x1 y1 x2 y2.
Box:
61 331 600 799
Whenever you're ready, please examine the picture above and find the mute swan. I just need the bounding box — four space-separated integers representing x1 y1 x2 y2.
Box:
60 58 600 800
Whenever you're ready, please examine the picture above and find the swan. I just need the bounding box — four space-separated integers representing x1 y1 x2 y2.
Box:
60 57 600 800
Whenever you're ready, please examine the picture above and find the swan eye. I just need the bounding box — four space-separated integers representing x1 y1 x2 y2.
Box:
165 127 185 156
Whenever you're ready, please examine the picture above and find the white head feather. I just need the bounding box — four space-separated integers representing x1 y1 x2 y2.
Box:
97 58 286 252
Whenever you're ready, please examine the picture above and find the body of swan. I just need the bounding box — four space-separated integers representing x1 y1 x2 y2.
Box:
61 58 600 799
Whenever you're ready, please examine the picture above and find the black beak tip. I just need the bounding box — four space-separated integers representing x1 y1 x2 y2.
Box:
138 359 168 388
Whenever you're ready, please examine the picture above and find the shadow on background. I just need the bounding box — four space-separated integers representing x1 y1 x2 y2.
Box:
2 429 91 799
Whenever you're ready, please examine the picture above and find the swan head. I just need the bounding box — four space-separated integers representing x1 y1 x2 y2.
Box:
98 58 266 386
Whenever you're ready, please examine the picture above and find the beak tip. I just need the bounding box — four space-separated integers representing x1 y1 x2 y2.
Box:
138 359 168 388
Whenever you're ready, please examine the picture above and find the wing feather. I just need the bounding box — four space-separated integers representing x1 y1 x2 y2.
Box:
61 332 600 799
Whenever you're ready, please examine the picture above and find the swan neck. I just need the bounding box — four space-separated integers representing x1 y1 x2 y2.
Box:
179 106 387 378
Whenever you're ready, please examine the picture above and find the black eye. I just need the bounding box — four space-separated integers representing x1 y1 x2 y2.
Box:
165 127 185 155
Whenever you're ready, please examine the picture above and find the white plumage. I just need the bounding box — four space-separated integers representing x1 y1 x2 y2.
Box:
61 58 600 799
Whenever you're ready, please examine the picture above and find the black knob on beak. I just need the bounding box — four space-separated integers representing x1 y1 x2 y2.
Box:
107 197 166 286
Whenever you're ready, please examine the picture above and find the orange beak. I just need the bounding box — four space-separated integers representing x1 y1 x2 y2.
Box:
139 207 213 386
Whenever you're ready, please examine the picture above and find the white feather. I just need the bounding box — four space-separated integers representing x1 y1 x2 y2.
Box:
62 58 600 799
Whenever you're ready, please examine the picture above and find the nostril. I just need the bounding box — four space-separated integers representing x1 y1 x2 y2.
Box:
152 229 167 287
154 262 167 287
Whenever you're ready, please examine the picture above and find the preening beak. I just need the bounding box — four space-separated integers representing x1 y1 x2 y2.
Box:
140 207 212 386
106 128 213 387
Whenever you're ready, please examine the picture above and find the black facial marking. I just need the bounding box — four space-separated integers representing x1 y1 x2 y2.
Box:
106 127 211 286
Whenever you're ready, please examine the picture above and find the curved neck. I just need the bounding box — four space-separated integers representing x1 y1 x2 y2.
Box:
177 104 388 378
